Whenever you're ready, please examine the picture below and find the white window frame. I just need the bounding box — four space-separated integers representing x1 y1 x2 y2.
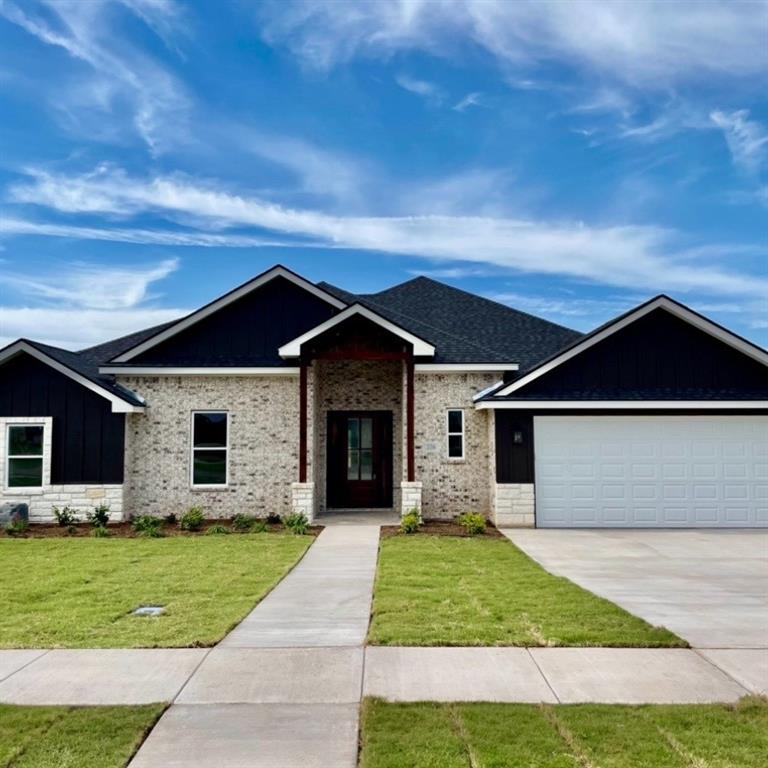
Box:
190 411 230 488
446 409 465 460
1 417 52 493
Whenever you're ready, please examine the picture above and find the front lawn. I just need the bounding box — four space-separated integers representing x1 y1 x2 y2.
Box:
0 704 163 768
0 535 311 648
368 536 684 646
360 698 768 768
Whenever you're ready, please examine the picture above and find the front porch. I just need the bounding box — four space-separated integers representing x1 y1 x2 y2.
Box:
286 310 425 522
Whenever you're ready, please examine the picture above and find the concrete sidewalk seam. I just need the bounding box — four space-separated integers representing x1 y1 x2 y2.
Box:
171 647 214 704
691 648 755 695
526 647 561 704
0 650 50 685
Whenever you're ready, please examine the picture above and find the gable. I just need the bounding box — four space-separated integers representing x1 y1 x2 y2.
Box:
126 275 341 366
507 308 768 399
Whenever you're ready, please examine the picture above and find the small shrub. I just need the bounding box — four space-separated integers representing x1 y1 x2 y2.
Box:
4 520 29 537
232 513 255 532
88 504 110 528
132 515 164 538
265 512 281 525
282 512 309 535
458 512 486 536
400 509 422 534
66 524 78 536
251 518 268 533
207 523 230 535
180 506 205 532
53 506 78 527
163 513 178 526
91 525 111 538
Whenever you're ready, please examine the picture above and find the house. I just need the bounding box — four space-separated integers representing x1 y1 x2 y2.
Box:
1 264 766 528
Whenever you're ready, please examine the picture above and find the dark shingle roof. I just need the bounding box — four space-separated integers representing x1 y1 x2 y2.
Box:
319 276 581 367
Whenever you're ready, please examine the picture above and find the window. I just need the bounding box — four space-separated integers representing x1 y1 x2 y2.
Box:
7 424 44 487
347 416 373 481
191 412 228 486
447 409 465 459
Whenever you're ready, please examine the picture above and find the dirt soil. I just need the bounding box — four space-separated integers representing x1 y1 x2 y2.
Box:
5 520 323 539
380 519 503 539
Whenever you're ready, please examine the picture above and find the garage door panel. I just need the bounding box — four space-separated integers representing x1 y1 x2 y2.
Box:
534 416 767 528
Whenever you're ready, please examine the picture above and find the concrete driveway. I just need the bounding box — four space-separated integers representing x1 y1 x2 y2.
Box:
503 530 768 651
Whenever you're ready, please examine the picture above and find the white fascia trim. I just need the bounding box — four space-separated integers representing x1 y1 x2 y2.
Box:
414 364 518 372
111 266 347 363
278 304 435 358
473 380 505 402
494 296 768 398
0 342 144 413
101 366 301 375
476 400 768 410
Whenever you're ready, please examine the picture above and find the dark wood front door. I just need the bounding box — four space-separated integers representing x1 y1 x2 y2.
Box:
327 411 393 509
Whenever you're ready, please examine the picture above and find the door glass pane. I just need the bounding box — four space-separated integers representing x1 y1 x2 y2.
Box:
448 410 463 434
194 413 227 448
8 457 43 487
361 418 373 450
347 418 359 450
360 449 373 480
9 426 43 456
347 449 360 480
448 434 463 458
193 450 227 484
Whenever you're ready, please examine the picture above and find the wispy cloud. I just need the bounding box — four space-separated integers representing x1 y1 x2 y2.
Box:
8 165 768 299
710 109 768 174
0 257 179 310
395 73 444 105
0 0 189 152
257 0 767 88
452 92 484 112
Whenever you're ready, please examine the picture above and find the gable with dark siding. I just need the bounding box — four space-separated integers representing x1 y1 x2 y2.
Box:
128 275 340 366
503 308 768 400
0 352 125 484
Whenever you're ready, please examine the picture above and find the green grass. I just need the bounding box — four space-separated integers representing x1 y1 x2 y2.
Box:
360 698 768 768
368 536 684 646
0 535 311 648
0 704 163 768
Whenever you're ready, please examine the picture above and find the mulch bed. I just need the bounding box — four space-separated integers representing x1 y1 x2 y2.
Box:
4 520 323 539
380 519 504 539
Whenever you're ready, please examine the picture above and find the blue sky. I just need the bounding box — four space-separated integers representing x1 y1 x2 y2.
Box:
0 0 766 350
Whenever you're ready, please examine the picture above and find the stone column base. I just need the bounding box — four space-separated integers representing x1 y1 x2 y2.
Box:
493 483 535 528
399 481 423 518
291 482 315 523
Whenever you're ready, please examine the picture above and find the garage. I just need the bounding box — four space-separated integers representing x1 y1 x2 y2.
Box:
534 415 767 528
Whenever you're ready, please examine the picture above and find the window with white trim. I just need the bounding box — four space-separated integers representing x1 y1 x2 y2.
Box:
191 412 228 486
446 409 465 459
7 424 44 488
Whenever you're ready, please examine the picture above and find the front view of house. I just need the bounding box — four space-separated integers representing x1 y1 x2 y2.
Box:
1 265 766 528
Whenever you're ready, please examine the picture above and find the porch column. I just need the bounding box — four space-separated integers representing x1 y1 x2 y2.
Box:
406 355 415 481
299 360 308 482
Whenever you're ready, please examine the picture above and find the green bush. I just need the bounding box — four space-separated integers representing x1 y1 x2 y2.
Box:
88 504 110 528
91 525 111 538
458 512 486 536
265 512 281 524
66 524 78 536
163 513 178 526
207 523 230 535
53 506 78 527
4 519 29 537
282 512 309 535
252 518 268 533
132 515 164 538
180 507 205 532
231 513 255 532
400 509 422 534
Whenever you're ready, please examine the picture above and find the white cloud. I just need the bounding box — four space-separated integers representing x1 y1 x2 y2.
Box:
0 0 189 152
452 91 484 112
395 73 444 104
0 307 187 350
257 0 768 88
8 166 768 299
710 109 768 174
0 257 179 310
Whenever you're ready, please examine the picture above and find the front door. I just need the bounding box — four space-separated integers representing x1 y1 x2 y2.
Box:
327 411 393 509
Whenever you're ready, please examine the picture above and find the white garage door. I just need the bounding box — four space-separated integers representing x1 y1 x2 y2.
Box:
534 416 767 528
